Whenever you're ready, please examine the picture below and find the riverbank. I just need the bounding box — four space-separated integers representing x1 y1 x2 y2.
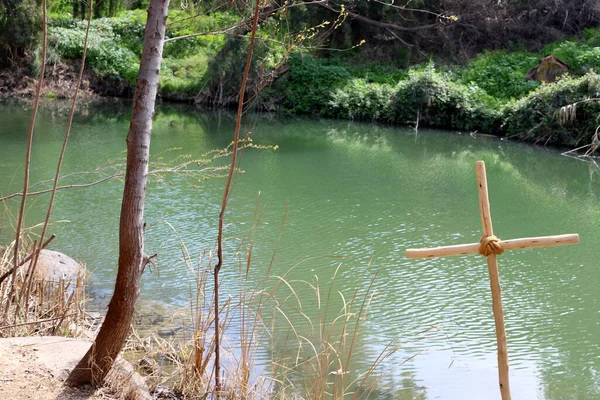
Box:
0 336 152 400
5 60 600 150
2 2 600 148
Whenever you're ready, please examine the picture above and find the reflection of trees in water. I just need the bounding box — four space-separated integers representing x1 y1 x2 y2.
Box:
372 369 428 400
260 273 431 399
534 262 600 400
540 347 600 400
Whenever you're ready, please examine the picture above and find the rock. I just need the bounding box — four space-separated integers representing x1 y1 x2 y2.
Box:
22 250 85 283
108 355 154 400
137 357 158 375
526 55 570 83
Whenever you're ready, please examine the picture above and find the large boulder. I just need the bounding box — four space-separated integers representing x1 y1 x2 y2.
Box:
526 55 570 83
22 250 85 283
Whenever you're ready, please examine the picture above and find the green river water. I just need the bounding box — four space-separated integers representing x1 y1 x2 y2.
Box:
0 100 599 399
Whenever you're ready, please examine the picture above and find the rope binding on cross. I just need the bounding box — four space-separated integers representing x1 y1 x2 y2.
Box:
479 235 504 256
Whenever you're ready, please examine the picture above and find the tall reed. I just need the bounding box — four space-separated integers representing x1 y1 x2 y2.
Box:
126 205 403 400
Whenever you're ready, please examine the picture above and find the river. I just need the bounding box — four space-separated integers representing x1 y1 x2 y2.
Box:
0 100 598 399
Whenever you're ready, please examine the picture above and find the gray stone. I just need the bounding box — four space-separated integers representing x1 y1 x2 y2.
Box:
22 249 85 283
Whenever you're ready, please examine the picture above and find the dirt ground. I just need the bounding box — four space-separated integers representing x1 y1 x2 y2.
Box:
0 336 133 400
0 60 131 99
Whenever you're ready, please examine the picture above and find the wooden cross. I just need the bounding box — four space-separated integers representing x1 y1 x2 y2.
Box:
405 161 579 400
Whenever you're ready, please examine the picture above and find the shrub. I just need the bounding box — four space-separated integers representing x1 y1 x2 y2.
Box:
502 73 600 146
163 12 236 59
325 79 395 121
0 0 41 63
391 65 500 131
45 9 240 99
279 54 351 114
103 10 146 55
460 50 541 101
542 40 600 75
160 53 211 99
325 64 501 132
583 28 600 47
49 25 139 83
48 12 145 83
346 61 409 85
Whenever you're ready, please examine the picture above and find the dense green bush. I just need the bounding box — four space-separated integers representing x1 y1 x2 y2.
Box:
583 28 600 47
49 20 140 83
48 0 72 16
460 50 540 101
542 40 600 75
325 64 500 132
102 10 146 54
163 12 235 59
0 0 40 63
46 9 238 98
502 73 600 146
391 65 500 131
279 54 351 114
324 79 395 121
346 61 409 85
160 53 211 99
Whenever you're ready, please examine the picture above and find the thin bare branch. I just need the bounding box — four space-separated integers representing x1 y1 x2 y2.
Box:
23 0 94 314
164 23 240 43
319 1 441 32
0 234 56 286
213 0 262 393
2 0 47 323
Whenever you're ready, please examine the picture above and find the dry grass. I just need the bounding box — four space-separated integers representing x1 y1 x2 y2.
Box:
122 202 403 400
0 233 86 338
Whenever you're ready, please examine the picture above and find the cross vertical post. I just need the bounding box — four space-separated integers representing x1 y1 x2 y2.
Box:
476 160 510 400
405 161 579 400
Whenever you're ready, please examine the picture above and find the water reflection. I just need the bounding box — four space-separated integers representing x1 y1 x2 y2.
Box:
0 100 598 399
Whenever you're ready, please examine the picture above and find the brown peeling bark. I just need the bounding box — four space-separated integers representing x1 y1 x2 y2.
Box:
66 0 170 387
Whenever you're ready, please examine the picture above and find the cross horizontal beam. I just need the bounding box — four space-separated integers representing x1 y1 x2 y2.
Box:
406 233 579 259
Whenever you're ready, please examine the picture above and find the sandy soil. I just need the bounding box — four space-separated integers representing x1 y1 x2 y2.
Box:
0 336 145 400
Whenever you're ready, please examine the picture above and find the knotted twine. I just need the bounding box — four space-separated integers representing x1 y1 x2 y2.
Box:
479 235 504 256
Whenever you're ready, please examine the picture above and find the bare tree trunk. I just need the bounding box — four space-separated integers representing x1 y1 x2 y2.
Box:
66 0 170 386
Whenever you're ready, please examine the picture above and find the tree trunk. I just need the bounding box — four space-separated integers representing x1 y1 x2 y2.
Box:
66 0 170 386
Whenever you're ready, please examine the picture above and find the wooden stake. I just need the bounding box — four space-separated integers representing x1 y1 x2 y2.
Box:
476 161 510 400
405 161 580 400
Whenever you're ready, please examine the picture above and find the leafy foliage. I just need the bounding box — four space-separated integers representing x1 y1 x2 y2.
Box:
502 73 600 146
460 51 540 100
392 65 500 131
325 64 500 132
163 12 236 59
0 0 41 63
48 20 140 83
279 54 351 114
161 53 211 99
542 40 600 75
324 78 395 121
583 28 600 47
